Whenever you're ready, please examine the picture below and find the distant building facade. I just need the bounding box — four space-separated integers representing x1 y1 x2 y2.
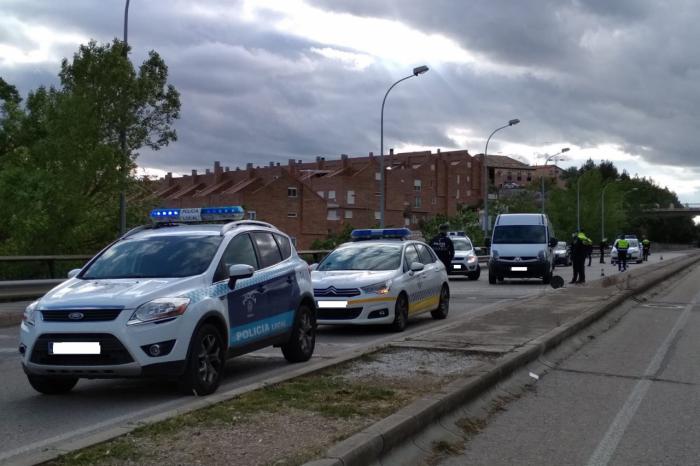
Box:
150 149 486 248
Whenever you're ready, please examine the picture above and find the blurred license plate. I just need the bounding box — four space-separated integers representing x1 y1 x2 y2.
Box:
511 266 528 272
50 342 101 355
317 300 348 309
452 265 461 269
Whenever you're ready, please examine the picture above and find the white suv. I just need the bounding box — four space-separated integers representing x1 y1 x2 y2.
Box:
19 207 316 396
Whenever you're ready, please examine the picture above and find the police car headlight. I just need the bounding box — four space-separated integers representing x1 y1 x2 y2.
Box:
361 280 392 295
492 250 499 259
23 301 38 326
128 298 190 325
467 256 477 264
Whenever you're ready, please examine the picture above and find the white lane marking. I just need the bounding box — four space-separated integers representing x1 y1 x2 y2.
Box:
586 293 697 466
0 348 18 354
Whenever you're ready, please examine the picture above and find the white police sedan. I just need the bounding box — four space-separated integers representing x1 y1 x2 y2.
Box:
310 229 450 332
448 233 481 280
19 206 316 396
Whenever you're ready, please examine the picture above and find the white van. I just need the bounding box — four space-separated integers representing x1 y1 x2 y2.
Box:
487 213 558 284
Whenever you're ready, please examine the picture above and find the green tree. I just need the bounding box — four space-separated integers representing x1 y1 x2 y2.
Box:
0 40 180 254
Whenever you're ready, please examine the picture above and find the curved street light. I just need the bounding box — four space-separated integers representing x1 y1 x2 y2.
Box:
119 0 131 235
379 65 429 228
482 118 520 233
540 147 569 214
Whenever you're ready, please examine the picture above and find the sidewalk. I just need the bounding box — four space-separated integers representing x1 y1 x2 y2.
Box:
306 252 700 466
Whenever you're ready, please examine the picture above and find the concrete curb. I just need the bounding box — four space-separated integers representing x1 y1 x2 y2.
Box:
307 253 700 466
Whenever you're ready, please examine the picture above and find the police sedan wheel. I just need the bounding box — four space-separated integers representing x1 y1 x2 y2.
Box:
180 323 225 396
431 285 450 319
391 294 409 332
282 303 316 363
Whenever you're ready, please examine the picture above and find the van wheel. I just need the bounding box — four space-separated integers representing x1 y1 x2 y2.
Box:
281 303 316 363
179 323 225 396
27 374 78 394
488 269 496 284
431 285 450 319
391 293 409 332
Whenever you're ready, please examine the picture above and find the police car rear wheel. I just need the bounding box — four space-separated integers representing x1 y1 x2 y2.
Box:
180 323 225 396
391 294 409 332
431 285 450 319
282 304 316 363
26 374 78 395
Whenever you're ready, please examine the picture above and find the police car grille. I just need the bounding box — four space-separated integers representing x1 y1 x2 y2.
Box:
41 309 123 322
500 256 537 261
317 307 363 320
313 287 361 297
30 333 134 366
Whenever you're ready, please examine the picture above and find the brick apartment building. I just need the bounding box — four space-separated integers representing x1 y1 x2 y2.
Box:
151 149 487 248
532 164 567 189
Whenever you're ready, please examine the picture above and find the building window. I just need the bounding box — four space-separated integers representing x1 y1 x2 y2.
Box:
328 190 336 201
248 211 256 220
290 236 297 247
467 190 472 197
411 215 418 224
404 217 410 226
467 162 472 168
414 197 422 208
288 187 298 198
375 172 381 181
431 164 435 171
527 174 532 181
432 196 437 205
317 190 324 198
288 212 297 218
346 190 355 205
327 210 339 221
345 210 353 219
414 179 422 192
467 175 470 183
507 172 512 181
456 175 460 185
374 211 381 220
456 189 460 199
517 172 522 181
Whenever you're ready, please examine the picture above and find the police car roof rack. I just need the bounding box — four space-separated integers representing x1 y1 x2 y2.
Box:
220 220 277 235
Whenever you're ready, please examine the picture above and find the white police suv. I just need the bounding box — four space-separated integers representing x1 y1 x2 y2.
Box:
310 229 450 332
19 206 316 396
447 232 481 280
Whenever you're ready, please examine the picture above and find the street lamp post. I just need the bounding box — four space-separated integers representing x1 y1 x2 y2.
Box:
379 65 429 228
540 147 569 214
482 119 520 234
577 176 582 232
119 0 131 235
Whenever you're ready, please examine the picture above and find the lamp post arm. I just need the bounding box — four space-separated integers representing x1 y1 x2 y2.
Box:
482 124 510 233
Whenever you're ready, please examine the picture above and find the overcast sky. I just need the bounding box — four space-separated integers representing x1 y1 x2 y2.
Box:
2 0 700 203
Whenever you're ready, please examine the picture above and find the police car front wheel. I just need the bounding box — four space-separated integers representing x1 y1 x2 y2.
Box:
179 323 225 396
27 374 79 395
391 293 409 332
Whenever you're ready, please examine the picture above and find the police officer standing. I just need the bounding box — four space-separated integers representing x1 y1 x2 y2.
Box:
616 236 630 271
430 223 455 271
570 231 587 284
581 230 593 266
642 236 651 261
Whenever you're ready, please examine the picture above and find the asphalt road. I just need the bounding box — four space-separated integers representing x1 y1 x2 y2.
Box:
438 256 700 466
0 253 683 464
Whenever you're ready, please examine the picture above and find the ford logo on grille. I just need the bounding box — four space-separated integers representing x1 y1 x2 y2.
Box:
515 257 522 262
68 312 85 320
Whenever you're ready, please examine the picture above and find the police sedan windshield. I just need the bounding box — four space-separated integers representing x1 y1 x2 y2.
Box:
82 235 223 279
453 238 473 251
317 244 402 271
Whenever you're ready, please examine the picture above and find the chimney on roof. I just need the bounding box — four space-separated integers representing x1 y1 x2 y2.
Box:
205 168 211 175
437 148 441 154
246 163 253 170
191 169 198 185
298 159 302 164
165 172 173 186
236 166 240 171
288 159 297 176
276 162 280 166
225 166 230 172
316 156 324 169
341 153 349 168
214 161 223 182
269 161 274 167
389 148 394 155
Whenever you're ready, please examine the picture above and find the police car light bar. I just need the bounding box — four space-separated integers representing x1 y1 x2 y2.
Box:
150 206 245 223
351 228 412 241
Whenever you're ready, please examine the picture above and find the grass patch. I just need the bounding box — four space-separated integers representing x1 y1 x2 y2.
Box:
46 371 405 466
432 440 464 455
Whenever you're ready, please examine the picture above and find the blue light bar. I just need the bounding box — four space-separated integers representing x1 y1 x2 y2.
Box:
351 228 411 241
150 206 245 223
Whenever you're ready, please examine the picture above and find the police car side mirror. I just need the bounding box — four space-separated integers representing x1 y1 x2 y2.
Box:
410 262 425 273
549 237 558 248
67 268 81 279
228 264 255 289
308 263 318 271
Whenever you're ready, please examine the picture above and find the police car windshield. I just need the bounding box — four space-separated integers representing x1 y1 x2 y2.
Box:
82 235 223 279
318 244 402 271
492 225 546 244
453 238 473 251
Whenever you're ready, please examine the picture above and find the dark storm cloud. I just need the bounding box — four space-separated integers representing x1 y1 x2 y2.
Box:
2 0 700 196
